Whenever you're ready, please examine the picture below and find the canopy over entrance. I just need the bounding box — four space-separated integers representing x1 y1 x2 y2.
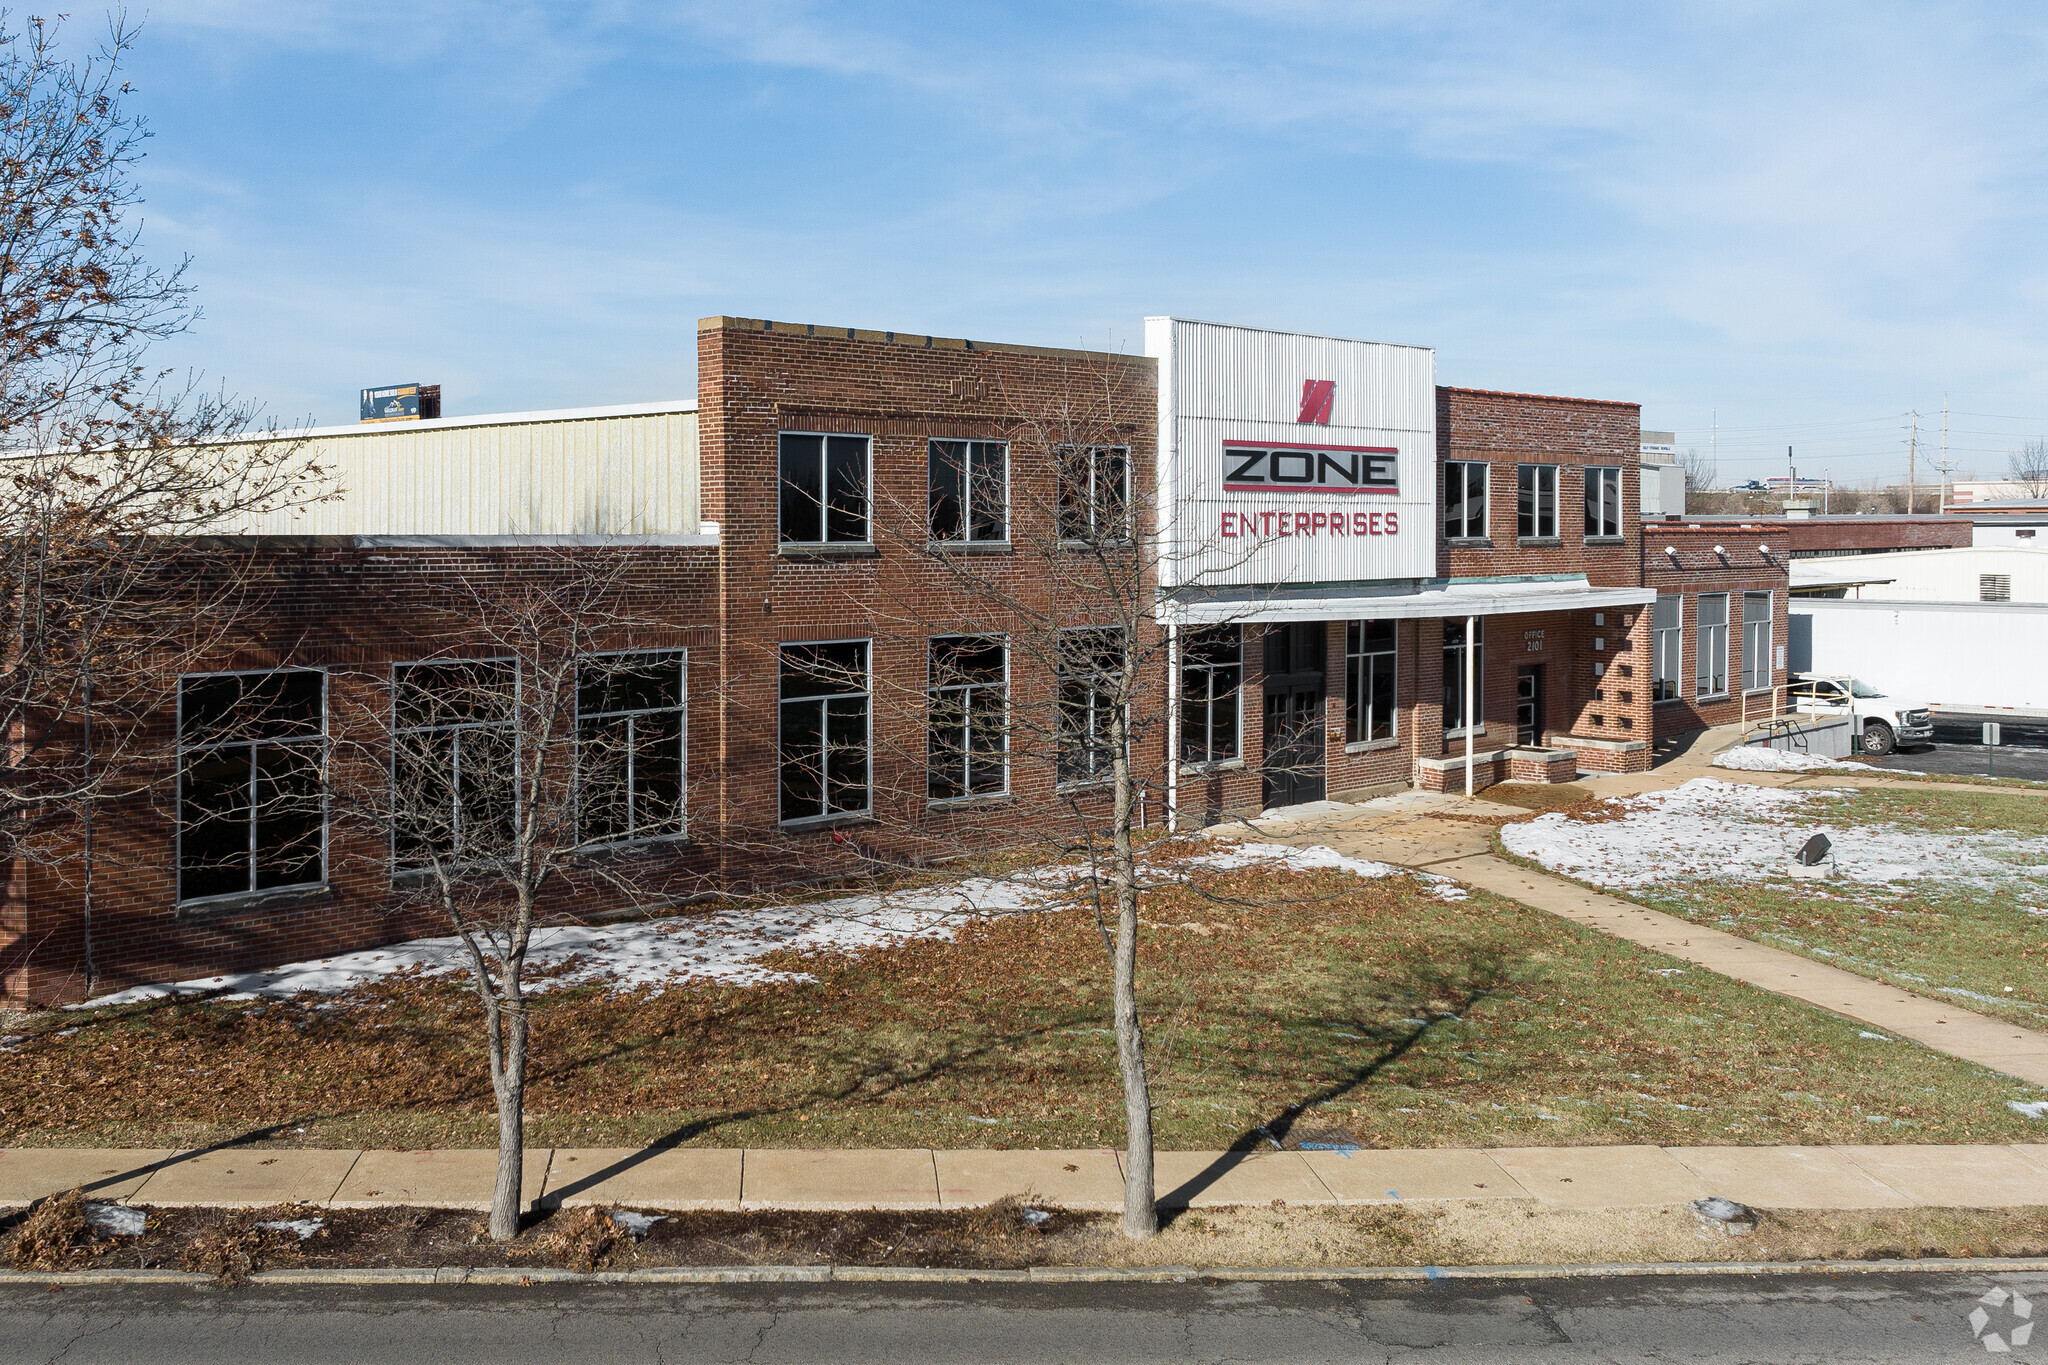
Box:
1159 574 1655 625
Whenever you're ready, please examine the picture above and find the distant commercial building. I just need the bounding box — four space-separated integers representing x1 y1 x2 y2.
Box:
1673 513 1968 559
1639 430 1686 517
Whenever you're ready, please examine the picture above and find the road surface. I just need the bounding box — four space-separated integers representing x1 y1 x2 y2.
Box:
3 1270 2043 1363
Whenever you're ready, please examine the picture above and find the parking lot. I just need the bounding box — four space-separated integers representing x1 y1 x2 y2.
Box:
1860 710 2048 780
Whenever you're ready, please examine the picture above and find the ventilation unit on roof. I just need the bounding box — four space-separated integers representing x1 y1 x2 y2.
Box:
1981 573 2013 602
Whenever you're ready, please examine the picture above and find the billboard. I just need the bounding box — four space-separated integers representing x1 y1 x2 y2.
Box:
1144 317 1436 589
361 383 422 424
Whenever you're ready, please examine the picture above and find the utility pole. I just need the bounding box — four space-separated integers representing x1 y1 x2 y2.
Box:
1908 410 1919 515
1940 393 1950 514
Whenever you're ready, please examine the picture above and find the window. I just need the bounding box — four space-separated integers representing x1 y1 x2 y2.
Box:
1443 461 1488 539
577 651 687 845
1651 594 1682 702
1517 464 1558 538
1345 620 1397 743
1741 592 1773 693
928 636 1007 800
177 669 326 902
1584 467 1622 538
928 439 1008 544
1179 625 1242 766
392 659 518 869
1057 446 1130 542
1057 627 1126 784
1442 619 1484 733
779 432 870 545
778 641 870 822
1696 593 1729 697
1982 574 2013 602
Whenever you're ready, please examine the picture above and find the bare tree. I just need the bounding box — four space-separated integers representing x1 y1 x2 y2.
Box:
1676 446 1717 494
324 551 709 1241
828 354 1290 1240
2008 439 2048 499
0 14 324 995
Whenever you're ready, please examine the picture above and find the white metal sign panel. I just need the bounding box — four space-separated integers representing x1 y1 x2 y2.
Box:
1145 317 1435 589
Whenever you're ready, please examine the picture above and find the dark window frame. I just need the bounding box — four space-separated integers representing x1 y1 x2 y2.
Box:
927 634 1009 802
390 657 521 872
778 430 873 546
1057 626 1128 786
175 667 329 905
1179 624 1243 767
928 438 1009 544
778 638 873 824
1057 445 1132 544
1345 619 1398 744
574 648 690 849
1584 466 1623 538
1442 618 1485 735
1443 461 1488 540
1696 593 1730 699
1652 593 1683 702
1517 464 1558 538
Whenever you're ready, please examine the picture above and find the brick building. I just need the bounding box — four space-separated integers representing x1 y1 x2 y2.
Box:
1 315 1787 1003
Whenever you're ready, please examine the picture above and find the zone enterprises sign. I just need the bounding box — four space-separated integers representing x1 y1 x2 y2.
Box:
1221 440 1399 494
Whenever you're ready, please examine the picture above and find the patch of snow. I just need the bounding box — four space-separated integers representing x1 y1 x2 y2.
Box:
257 1218 323 1241
1714 747 1870 773
1501 778 2048 892
1859 1032 1893 1041
607 1211 667 1238
2010 1101 2048 1120
84 1204 145 1237
1020 1208 1052 1227
75 841 1434 1007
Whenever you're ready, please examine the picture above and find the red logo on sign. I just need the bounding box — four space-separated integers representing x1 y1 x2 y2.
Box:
1297 379 1334 425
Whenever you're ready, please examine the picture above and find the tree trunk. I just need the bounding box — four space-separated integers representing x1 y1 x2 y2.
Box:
486 988 529 1242
1110 730 1157 1239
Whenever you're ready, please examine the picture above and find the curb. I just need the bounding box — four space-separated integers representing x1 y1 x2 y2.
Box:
6 1256 2048 1288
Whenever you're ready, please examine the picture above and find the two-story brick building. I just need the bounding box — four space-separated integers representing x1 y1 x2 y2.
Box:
0 314 1788 1004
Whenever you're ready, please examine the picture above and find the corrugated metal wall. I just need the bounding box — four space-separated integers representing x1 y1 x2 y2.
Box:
231 407 700 537
1146 317 1437 589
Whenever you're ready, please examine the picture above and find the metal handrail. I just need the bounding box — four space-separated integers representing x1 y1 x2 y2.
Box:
1742 684 1788 729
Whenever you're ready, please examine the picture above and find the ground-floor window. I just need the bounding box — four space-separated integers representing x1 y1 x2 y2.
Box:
779 640 870 823
177 668 327 902
928 635 1008 800
1652 594 1682 701
1345 620 1396 742
1741 591 1773 693
577 650 688 845
1057 627 1126 784
1179 625 1242 766
392 658 519 868
1696 594 1729 698
1442 618 1484 733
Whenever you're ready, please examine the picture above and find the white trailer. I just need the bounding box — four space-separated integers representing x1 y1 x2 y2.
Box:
1789 597 2048 711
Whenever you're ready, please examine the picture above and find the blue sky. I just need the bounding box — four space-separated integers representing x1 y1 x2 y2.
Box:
127 2 2048 483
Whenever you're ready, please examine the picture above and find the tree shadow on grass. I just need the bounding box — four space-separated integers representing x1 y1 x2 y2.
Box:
1157 944 1521 1211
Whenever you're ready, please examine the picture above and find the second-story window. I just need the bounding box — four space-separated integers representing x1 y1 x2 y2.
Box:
779 432 870 545
1058 446 1130 543
1584 467 1622 538
1443 461 1487 539
928 439 1008 543
1517 465 1558 538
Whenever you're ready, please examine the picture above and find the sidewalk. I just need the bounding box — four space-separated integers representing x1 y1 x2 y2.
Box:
7 1142 2048 1214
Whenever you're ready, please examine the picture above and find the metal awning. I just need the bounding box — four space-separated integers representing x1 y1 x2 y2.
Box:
1160 576 1656 624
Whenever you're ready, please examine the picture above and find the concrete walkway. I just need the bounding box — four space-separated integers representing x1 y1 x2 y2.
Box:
1228 733 2048 1089
8 1143 2048 1213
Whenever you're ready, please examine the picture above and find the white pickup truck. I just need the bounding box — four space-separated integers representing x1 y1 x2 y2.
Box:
1788 673 1935 756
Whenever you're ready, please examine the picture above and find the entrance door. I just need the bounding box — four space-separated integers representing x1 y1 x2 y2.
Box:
1515 665 1543 746
1262 623 1327 808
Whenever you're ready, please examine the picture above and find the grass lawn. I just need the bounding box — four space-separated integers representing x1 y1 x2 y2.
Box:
4 852 2045 1151
1501 782 2048 1031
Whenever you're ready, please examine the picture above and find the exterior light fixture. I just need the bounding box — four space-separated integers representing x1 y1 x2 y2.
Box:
1664 545 1678 555
1713 544 1727 556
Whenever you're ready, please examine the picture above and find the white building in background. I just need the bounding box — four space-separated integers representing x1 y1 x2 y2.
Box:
1791 545 2048 603
1639 430 1685 518
1790 544 2048 711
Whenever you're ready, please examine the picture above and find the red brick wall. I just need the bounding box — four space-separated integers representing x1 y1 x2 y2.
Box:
1642 527 1792 738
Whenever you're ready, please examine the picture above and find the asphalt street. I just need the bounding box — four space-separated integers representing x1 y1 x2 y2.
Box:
3 1271 2043 1363
1859 710 2048 780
